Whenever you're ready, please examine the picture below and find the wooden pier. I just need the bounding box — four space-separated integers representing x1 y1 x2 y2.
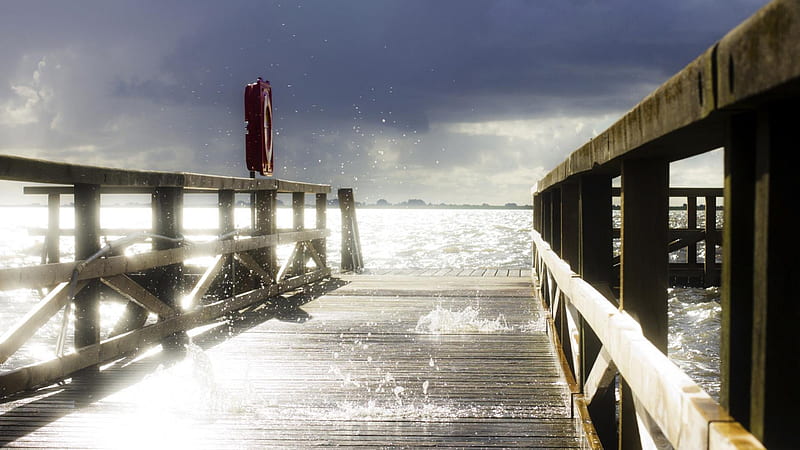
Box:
1 271 590 448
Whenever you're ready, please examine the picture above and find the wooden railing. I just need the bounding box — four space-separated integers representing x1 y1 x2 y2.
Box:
0 154 331 397
532 233 762 449
532 0 800 447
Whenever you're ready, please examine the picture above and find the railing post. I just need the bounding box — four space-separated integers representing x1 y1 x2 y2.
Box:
748 103 797 447
687 195 698 266
315 193 327 268
578 174 617 449
619 158 669 450
45 193 60 264
255 189 278 279
542 191 552 246
703 194 718 286
293 192 306 275
338 188 363 272
153 186 185 348
550 188 562 254
219 189 235 298
73 183 101 377
559 181 580 376
721 112 756 429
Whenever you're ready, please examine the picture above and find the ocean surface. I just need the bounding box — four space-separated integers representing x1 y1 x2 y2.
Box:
0 206 721 400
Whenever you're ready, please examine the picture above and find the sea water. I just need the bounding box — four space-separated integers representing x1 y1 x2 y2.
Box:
0 206 721 399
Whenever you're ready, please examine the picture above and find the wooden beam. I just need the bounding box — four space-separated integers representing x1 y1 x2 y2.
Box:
560 182 580 268
620 159 669 350
620 159 669 450
254 190 278 278
292 192 306 276
584 347 616 404
183 255 225 310
578 174 617 449
339 188 363 272
73 183 101 378
0 281 88 365
687 196 698 265
315 193 327 267
703 195 718 286
1 154 331 193
100 275 175 318
45 194 60 264
749 102 798 448
720 112 756 427
276 243 300 283
302 241 326 270
0 230 328 290
218 189 236 300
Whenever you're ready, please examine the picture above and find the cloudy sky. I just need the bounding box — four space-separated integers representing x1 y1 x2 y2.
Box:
1 0 768 205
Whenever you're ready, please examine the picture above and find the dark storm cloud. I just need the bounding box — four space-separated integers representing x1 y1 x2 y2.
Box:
0 0 768 204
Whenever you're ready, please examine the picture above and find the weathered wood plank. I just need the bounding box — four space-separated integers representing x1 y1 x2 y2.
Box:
1 155 330 193
0 230 327 290
100 275 175 318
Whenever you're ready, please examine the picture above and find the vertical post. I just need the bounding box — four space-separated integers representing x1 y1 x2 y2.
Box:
559 181 580 376
219 189 235 298
560 182 580 268
152 187 185 349
152 186 184 306
687 196 698 266
550 188 562 254
619 158 669 450
293 192 306 275
255 189 278 279
720 112 756 427
73 183 101 377
338 188 363 272
315 193 327 267
542 191 552 245
749 103 798 447
46 193 60 263
578 174 617 449
703 195 718 286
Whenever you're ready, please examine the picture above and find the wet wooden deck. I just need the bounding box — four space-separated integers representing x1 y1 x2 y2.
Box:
0 269 582 448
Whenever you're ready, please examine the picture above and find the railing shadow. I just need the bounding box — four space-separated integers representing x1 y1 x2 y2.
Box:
0 277 348 446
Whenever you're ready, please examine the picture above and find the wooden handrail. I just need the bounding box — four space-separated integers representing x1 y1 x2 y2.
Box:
532 230 762 449
1 154 330 193
0 229 328 290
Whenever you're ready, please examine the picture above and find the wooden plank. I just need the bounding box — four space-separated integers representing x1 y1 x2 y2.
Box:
72 183 101 379
1 155 331 193
720 112 756 427
0 230 328 290
748 102 797 447
183 255 225 310
0 281 88 365
584 347 616 404
100 275 175 318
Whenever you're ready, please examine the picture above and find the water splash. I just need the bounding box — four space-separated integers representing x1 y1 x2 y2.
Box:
415 305 510 333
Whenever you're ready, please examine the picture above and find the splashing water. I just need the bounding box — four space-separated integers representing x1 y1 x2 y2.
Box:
415 305 510 333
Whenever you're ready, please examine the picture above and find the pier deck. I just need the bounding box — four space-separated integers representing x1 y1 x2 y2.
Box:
0 270 582 448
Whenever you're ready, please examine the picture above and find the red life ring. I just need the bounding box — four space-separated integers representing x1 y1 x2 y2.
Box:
244 78 273 176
